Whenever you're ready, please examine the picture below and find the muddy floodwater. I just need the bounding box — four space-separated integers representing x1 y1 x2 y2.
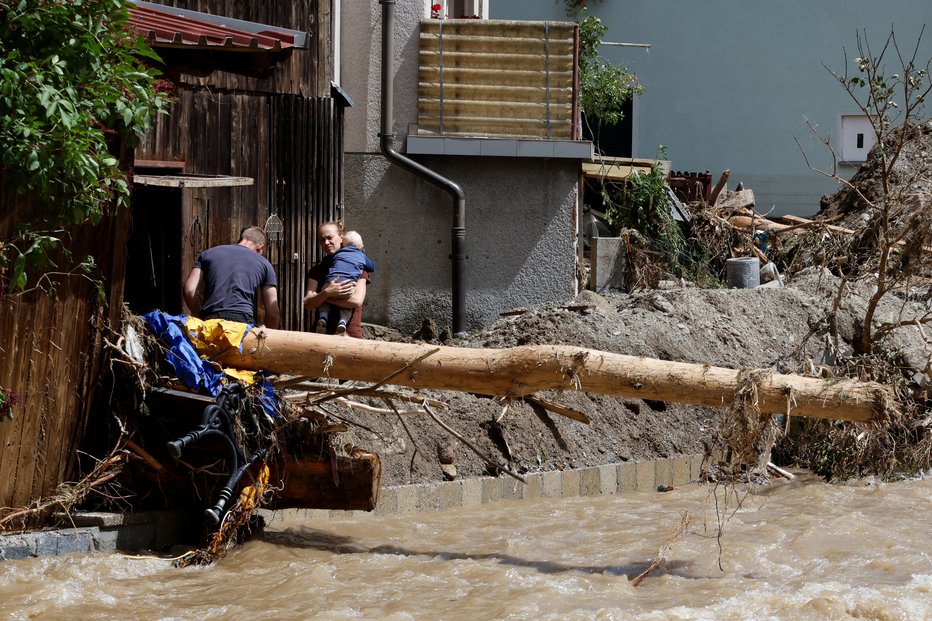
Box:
1 474 930 620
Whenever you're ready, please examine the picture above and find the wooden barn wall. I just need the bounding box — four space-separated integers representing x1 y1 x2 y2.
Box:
153 0 332 97
0 189 129 509
135 88 343 331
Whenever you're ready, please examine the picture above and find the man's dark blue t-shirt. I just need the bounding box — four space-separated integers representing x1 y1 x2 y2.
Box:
195 244 277 324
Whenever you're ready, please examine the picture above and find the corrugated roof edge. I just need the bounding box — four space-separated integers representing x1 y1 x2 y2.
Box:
129 0 308 49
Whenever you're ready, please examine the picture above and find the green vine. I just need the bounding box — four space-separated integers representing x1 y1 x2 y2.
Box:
557 0 604 18
577 11 642 126
0 0 165 295
0 386 22 421
603 149 674 241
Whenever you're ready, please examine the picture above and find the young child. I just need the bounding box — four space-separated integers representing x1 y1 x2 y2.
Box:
315 230 375 335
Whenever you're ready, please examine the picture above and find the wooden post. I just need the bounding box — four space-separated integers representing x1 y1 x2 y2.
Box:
210 329 893 423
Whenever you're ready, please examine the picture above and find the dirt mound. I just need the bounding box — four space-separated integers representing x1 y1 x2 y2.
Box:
339 268 930 487
818 122 932 230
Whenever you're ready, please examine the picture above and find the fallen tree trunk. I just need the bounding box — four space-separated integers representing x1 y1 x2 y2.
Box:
212 329 894 423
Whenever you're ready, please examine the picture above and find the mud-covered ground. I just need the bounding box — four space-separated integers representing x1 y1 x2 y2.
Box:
330 268 930 487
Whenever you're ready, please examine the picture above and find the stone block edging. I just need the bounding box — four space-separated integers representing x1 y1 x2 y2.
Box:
0 455 707 559
270 454 707 522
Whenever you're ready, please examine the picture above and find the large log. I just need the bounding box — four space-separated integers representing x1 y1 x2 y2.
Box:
208 330 895 423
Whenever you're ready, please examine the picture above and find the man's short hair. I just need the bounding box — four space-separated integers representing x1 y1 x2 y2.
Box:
240 226 267 247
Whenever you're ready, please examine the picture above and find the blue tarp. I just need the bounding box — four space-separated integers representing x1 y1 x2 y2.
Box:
144 311 223 397
143 311 281 421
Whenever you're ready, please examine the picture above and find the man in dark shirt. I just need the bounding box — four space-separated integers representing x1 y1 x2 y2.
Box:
183 226 280 328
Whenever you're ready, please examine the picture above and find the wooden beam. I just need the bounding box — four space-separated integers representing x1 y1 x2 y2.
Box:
209 329 894 423
133 174 254 188
779 214 932 253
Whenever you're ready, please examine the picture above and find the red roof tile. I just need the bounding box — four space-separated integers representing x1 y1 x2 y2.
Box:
128 3 298 52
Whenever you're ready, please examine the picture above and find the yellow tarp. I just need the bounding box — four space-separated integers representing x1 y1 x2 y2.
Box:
185 317 256 384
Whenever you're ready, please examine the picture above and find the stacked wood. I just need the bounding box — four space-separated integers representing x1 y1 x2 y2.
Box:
728 215 792 234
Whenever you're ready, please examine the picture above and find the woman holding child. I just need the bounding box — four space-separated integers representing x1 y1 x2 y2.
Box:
303 222 372 338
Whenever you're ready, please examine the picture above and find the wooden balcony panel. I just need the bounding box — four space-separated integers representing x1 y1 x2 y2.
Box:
418 66 575 89
419 50 574 72
418 99 574 121
417 18 580 141
416 116 573 140
418 82 573 103
420 20 576 40
419 33 575 55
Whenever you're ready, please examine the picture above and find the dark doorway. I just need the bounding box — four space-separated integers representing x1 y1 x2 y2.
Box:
125 187 183 315
582 97 635 157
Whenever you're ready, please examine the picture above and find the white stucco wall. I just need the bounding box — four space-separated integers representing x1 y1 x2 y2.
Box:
340 0 581 332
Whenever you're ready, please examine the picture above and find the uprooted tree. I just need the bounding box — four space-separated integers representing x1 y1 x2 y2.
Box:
797 27 932 357
779 28 932 479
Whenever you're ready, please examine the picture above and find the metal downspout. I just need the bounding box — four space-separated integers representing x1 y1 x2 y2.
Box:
378 0 466 334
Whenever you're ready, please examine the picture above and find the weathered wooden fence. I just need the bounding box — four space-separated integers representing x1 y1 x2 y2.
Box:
0 188 129 509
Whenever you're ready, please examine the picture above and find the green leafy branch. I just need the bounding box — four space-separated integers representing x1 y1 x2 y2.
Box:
0 0 166 295
0 232 101 298
578 13 642 126
557 0 604 18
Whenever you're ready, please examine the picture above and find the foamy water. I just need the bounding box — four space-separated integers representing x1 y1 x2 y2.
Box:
1 474 930 620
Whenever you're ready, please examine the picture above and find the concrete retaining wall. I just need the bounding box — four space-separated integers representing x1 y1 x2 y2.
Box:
270 454 706 521
0 511 201 561
0 454 707 560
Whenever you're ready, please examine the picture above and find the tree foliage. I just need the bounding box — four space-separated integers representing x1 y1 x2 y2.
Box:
557 0 603 19
0 0 165 294
577 13 642 126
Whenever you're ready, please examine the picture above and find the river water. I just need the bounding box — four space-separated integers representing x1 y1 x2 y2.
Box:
1 474 930 620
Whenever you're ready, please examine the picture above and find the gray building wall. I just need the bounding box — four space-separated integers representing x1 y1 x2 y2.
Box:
493 1 931 216
340 0 580 332
346 155 577 331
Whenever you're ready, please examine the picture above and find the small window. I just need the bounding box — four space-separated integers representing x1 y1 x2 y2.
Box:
839 115 876 163
425 0 488 19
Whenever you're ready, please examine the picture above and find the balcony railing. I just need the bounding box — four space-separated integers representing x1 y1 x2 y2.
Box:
417 19 579 141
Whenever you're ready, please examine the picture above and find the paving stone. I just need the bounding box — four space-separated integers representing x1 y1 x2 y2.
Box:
673 457 692 485
501 477 524 502
438 481 463 510
0 534 36 560
521 473 542 500
481 477 503 504
56 530 96 555
598 464 618 495
579 467 602 496
618 462 637 492
541 471 563 498
561 469 581 498
655 458 673 487
374 487 399 516
461 479 483 507
395 485 419 514
690 455 704 482
635 461 656 491
417 484 442 512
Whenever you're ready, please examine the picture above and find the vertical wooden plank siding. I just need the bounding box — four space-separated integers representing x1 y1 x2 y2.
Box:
136 88 343 332
0 188 128 508
2 0 339 510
